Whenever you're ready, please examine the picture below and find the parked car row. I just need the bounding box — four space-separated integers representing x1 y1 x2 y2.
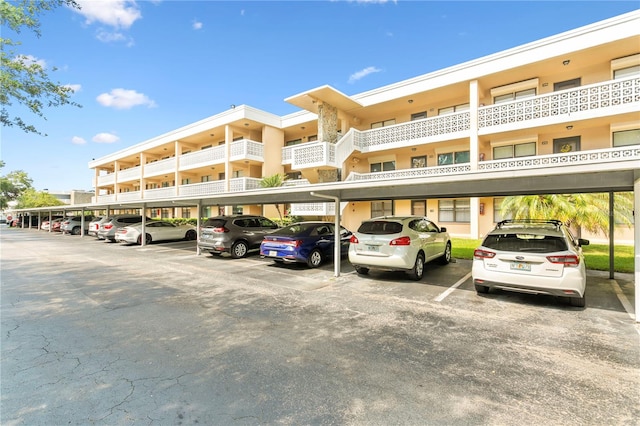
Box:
19 213 588 306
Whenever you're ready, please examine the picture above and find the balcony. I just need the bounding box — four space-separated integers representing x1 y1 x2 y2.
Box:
117 165 141 183
179 146 225 171
346 146 639 182
283 76 639 171
478 76 640 134
289 202 337 216
229 139 264 163
95 173 115 187
144 158 175 178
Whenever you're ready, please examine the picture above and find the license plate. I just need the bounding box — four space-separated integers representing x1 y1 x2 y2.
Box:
366 245 379 252
510 262 531 271
269 250 278 257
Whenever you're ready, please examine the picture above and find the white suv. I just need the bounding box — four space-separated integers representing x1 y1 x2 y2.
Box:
472 219 589 307
348 216 451 281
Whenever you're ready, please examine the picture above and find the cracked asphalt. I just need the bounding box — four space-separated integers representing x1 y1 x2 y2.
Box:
1 228 639 425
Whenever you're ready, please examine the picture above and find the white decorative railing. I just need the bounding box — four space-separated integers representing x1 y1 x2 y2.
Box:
230 177 262 192
289 202 336 216
144 158 175 178
478 146 640 171
230 139 264 162
179 146 226 170
117 165 141 182
95 194 116 203
282 179 311 187
96 173 115 186
290 142 338 169
478 76 640 129
118 191 141 201
346 164 472 182
179 181 225 197
144 187 177 199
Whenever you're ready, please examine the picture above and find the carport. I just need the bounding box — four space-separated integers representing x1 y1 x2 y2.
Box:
10 161 640 321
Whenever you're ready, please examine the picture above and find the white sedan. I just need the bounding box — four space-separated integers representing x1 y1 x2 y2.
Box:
115 221 197 245
472 219 588 307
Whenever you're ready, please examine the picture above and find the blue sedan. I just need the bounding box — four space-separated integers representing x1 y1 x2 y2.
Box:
260 222 352 268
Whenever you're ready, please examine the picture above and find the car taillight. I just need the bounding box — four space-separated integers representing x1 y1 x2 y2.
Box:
547 254 580 266
390 236 411 246
283 239 303 247
104 224 113 230
117 229 127 234
473 249 496 259
212 227 229 233
350 235 359 244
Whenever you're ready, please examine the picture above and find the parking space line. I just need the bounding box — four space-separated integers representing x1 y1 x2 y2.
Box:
434 272 472 302
610 279 636 322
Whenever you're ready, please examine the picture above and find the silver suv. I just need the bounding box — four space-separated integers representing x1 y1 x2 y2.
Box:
198 215 279 258
97 215 151 242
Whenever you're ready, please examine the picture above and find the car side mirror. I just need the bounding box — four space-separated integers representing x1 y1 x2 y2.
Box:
440 227 447 233
578 238 589 246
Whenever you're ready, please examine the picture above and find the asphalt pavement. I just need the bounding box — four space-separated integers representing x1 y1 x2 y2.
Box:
1 228 639 425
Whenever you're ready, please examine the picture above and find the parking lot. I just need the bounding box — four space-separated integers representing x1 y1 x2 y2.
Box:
2 228 639 425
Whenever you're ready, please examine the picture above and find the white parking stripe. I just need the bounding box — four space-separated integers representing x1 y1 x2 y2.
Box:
610 279 636 322
434 272 472 302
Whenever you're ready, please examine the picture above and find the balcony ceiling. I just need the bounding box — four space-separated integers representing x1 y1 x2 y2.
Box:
285 86 363 114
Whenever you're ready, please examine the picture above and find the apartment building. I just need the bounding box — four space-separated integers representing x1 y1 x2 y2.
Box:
89 11 640 241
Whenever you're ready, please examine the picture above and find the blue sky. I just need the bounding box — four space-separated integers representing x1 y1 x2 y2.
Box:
2 0 638 192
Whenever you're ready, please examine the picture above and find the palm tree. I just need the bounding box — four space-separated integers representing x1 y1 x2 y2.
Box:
260 173 288 220
500 192 634 238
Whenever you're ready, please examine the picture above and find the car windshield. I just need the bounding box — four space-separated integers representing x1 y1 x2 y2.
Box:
276 223 316 236
482 233 568 253
357 221 403 235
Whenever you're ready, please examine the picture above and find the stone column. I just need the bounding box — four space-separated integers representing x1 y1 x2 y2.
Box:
317 102 340 182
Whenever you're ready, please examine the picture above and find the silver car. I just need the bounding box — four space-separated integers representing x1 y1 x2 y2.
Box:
348 216 452 280
61 215 95 235
97 215 151 242
198 215 279 258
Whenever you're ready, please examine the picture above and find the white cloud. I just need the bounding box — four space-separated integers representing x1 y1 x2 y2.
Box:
71 136 86 145
96 88 157 109
348 66 382 84
74 0 142 29
14 54 47 68
96 30 127 43
64 84 82 93
92 133 120 144
193 20 203 30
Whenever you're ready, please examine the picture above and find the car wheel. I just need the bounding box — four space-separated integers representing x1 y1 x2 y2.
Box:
439 241 452 264
569 295 586 307
185 230 197 241
145 233 152 245
354 266 369 275
307 249 323 268
475 284 489 294
407 253 425 281
231 240 249 259
71 226 81 236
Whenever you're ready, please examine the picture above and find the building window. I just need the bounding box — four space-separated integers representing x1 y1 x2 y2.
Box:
438 103 469 115
285 138 302 147
181 208 191 219
554 78 581 91
233 136 244 141
371 119 396 129
411 111 427 121
411 200 426 216
201 145 212 150
494 88 536 104
286 171 302 180
553 136 580 153
493 142 536 160
438 151 470 165
161 181 170 188
161 208 170 219
411 156 427 168
438 199 470 223
613 129 640 147
370 161 395 173
181 178 191 185
232 205 243 215
371 200 393 218
614 65 640 79
218 173 225 180
232 170 244 178
201 175 211 183
308 134 318 142
493 198 512 223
